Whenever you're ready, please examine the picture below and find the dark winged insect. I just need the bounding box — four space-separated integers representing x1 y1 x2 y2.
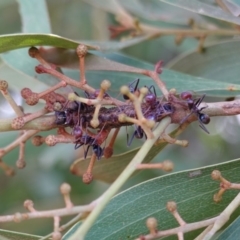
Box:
180 91 210 134
123 78 140 100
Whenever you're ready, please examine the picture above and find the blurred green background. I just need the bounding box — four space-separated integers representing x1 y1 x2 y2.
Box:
1 0 240 237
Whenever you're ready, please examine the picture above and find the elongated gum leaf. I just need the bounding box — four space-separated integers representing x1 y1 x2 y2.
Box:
0 229 44 240
71 141 169 183
159 0 240 25
167 40 240 85
217 215 240 239
65 158 240 240
0 34 98 53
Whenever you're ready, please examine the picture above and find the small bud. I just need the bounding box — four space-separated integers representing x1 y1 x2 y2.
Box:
68 92 77 102
11 117 25 130
28 47 39 58
45 92 57 104
23 200 34 210
0 80 8 91
21 88 33 99
60 183 71 195
169 88 177 94
16 158 26 169
90 119 99 128
146 119 155 129
118 113 127 122
45 135 57 146
101 80 111 91
76 44 88 57
82 172 93 184
146 217 158 235
162 160 174 172
140 87 148 96
52 231 62 240
31 135 44 146
13 212 23 223
211 170 221 181
53 102 62 111
26 93 39 106
120 86 130 95
166 201 177 212
35 65 47 74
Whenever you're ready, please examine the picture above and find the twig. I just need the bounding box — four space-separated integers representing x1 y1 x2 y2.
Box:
68 117 171 240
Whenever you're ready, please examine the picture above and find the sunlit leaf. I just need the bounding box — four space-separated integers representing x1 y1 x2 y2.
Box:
0 34 98 53
0 229 45 240
66 158 240 240
159 0 240 25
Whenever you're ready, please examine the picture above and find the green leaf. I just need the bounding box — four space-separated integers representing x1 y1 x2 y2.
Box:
17 0 51 33
71 142 169 183
66 158 240 240
40 49 240 97
167 40 240 85
159 0 240 25
64 54 240 97
120 0 208 25
0 229 44 240
217 215 240 240
0 34 97 53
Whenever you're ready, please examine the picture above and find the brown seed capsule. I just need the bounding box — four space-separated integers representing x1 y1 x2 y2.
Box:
0 80 8 91
82 172 93 184
101 80 111 91
21 88 33 99
45 135 57 146
11 117 25 130
211 170 221 181
90 119 100 128
31 135 44 146
13 212 23 223
76 44 88 57
146 217 158 235
166 201 177 212
23 200 34 210
28 46 39 58
120 86 130 95
162 160 174 172
60 183 71 195
52 231 62 240
16 158 26 169
26 93 39 106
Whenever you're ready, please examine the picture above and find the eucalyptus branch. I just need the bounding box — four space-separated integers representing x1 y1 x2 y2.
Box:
0 99 240 132
0 130 39 158
136 217 218 240
108 1 240 41
0 204 92 223
68 117 171 240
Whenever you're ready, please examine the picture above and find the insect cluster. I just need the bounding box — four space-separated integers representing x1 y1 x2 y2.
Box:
4 45 210 171
54 79 174 159
54 76 211 161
